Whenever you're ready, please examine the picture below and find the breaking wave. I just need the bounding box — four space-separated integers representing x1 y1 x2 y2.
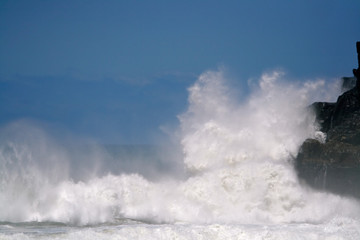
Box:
0 70 359 226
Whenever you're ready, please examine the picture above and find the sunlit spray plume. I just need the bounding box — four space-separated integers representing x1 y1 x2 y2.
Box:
174 70 359 224
0 70 359 225
180 70 320 171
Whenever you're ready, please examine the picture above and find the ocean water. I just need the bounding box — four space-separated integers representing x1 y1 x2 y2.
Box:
1 70 359 239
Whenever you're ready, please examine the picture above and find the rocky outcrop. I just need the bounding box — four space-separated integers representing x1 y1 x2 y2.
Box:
296 42 360 198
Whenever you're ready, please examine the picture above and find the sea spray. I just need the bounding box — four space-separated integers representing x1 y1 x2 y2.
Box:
175 70 359 223
179 70 317 171
0 70 359 226
0 122 70 222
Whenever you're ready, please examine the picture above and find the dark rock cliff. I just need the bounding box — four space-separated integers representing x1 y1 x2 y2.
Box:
296 42 360 198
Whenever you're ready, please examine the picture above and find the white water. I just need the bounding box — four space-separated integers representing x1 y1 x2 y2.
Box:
0 70 359 239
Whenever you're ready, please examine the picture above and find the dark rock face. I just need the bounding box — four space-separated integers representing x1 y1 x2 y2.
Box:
296 42 360 198
342 77 357 92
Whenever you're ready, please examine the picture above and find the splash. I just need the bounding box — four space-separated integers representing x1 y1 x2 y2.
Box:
0 70 359 225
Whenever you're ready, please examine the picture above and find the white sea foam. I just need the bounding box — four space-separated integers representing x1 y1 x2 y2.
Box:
1 220 360 240
0 70 359 232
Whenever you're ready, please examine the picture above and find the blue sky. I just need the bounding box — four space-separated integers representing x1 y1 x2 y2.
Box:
0 0 359 144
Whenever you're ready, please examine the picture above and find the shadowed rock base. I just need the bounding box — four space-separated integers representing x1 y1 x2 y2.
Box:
296 139 360 198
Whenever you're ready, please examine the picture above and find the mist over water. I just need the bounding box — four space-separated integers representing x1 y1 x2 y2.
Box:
0 70 359 228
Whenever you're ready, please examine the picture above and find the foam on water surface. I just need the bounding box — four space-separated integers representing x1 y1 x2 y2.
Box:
1 219 360 240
